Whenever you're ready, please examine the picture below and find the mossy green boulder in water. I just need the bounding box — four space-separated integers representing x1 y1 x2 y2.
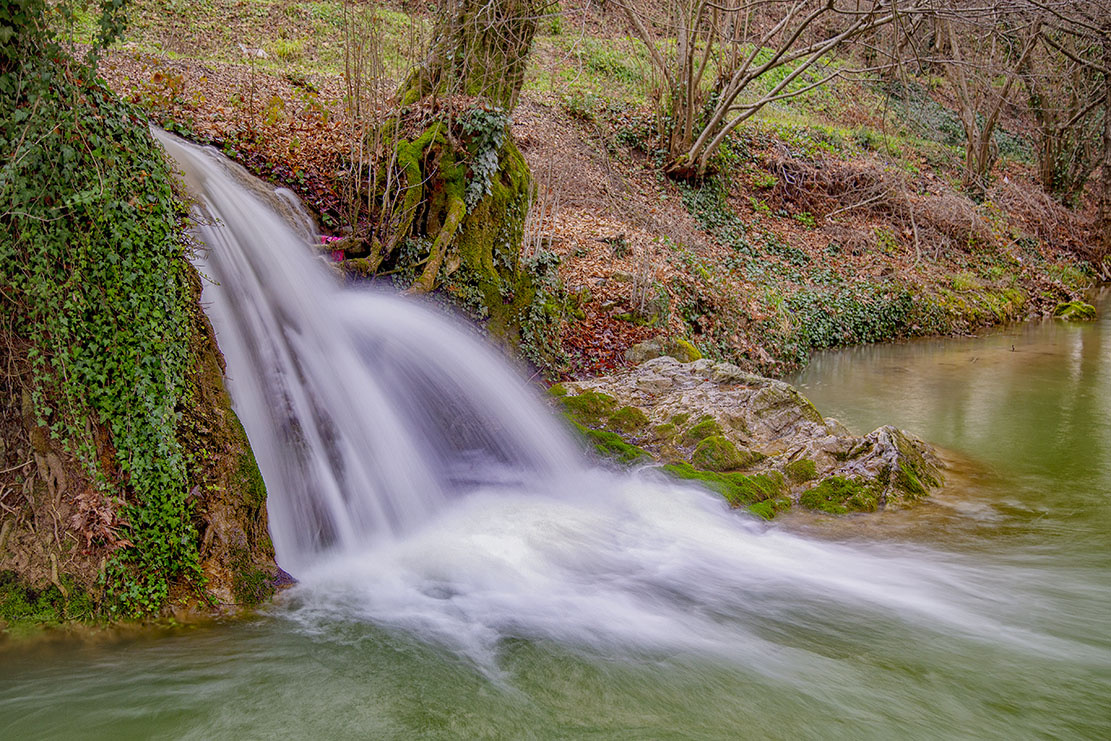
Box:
1052 301 1097 321
559 391 618 426
690 435 764 472
662 463 786 508
800 476 879 514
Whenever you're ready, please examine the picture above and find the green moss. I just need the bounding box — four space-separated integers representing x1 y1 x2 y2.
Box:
669 338 702 362
670 412 691 426
567 419 650 464
800 476 879 514
560 390 618 425
237 446 267 509
690 435 764 472
876 428 942 502
663 463 786 508
608 405 649 433
893 464 928 497
548 383 568 397
784 458 818 483
748 497 793 520
229 549 275 607
683 416 722 443
652 422 678 441
1052 301 1097 321
0 572 95 636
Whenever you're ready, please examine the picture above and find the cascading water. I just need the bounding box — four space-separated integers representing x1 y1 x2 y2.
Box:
155 132 581 572
154 131 1110 699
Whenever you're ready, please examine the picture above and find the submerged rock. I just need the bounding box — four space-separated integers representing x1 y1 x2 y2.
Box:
555 356 942 517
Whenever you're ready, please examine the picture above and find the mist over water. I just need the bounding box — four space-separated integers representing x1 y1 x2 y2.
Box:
2 133 1104 739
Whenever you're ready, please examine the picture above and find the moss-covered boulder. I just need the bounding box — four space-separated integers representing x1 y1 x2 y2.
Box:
1052 301 1097 321
800 476 879 514
626 336 703 364
554 356 944 519
690 436 764 472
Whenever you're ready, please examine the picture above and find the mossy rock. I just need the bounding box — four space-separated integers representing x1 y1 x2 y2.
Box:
548 383 569 397
683 416 723 443
608 405 650 434
663 463 786 509
751 383 825 426
800 476 879 514
690 435 764 472
784 458 818 483
652 422 678 441
1052 301 1097 321
835 439 874 461
559 390 618 426
567 420 650 464
626 336 702 364
886 431 942 500
0 571 95 637
748 497 793 520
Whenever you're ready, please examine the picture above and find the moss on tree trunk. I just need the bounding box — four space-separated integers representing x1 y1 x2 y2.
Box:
340 0 566 372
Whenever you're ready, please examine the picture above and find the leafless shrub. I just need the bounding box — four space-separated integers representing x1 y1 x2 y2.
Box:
989 179 1091 250
771 148 908 216
771 148 991 254
916 191 992 248
522 152 564 259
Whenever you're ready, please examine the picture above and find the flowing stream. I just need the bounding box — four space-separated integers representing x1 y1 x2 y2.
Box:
1 136 1109 739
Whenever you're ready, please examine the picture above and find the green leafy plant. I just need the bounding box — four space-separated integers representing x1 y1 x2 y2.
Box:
1 4 204 617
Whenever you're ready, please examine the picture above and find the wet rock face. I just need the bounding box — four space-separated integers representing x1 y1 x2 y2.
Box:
557 356 942 517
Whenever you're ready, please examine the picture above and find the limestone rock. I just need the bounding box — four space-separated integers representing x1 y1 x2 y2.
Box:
556 356 944 517
625 337 702 364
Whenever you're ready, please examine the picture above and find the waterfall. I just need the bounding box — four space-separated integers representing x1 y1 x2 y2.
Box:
155 132 580 572
156 132 1107 676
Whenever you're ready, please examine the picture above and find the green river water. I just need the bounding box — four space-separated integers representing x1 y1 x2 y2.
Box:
1 290 1109 740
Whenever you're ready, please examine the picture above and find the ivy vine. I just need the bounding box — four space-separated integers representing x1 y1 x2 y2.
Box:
1 1 202 616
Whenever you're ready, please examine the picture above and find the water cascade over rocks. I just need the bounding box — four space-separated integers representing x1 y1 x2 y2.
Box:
156 132 1109 679
155 132 581 573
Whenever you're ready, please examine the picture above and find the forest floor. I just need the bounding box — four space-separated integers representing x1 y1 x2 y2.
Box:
78 0 1101 379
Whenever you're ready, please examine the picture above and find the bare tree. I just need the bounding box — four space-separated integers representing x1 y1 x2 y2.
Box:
614 0 924 179
1020 23 1103 203
1019 0 1111 274
934 3 1039 196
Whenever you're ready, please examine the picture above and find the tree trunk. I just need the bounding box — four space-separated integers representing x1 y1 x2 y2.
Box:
1100 33 1111 269
340 0 566 371
399 0 540 110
